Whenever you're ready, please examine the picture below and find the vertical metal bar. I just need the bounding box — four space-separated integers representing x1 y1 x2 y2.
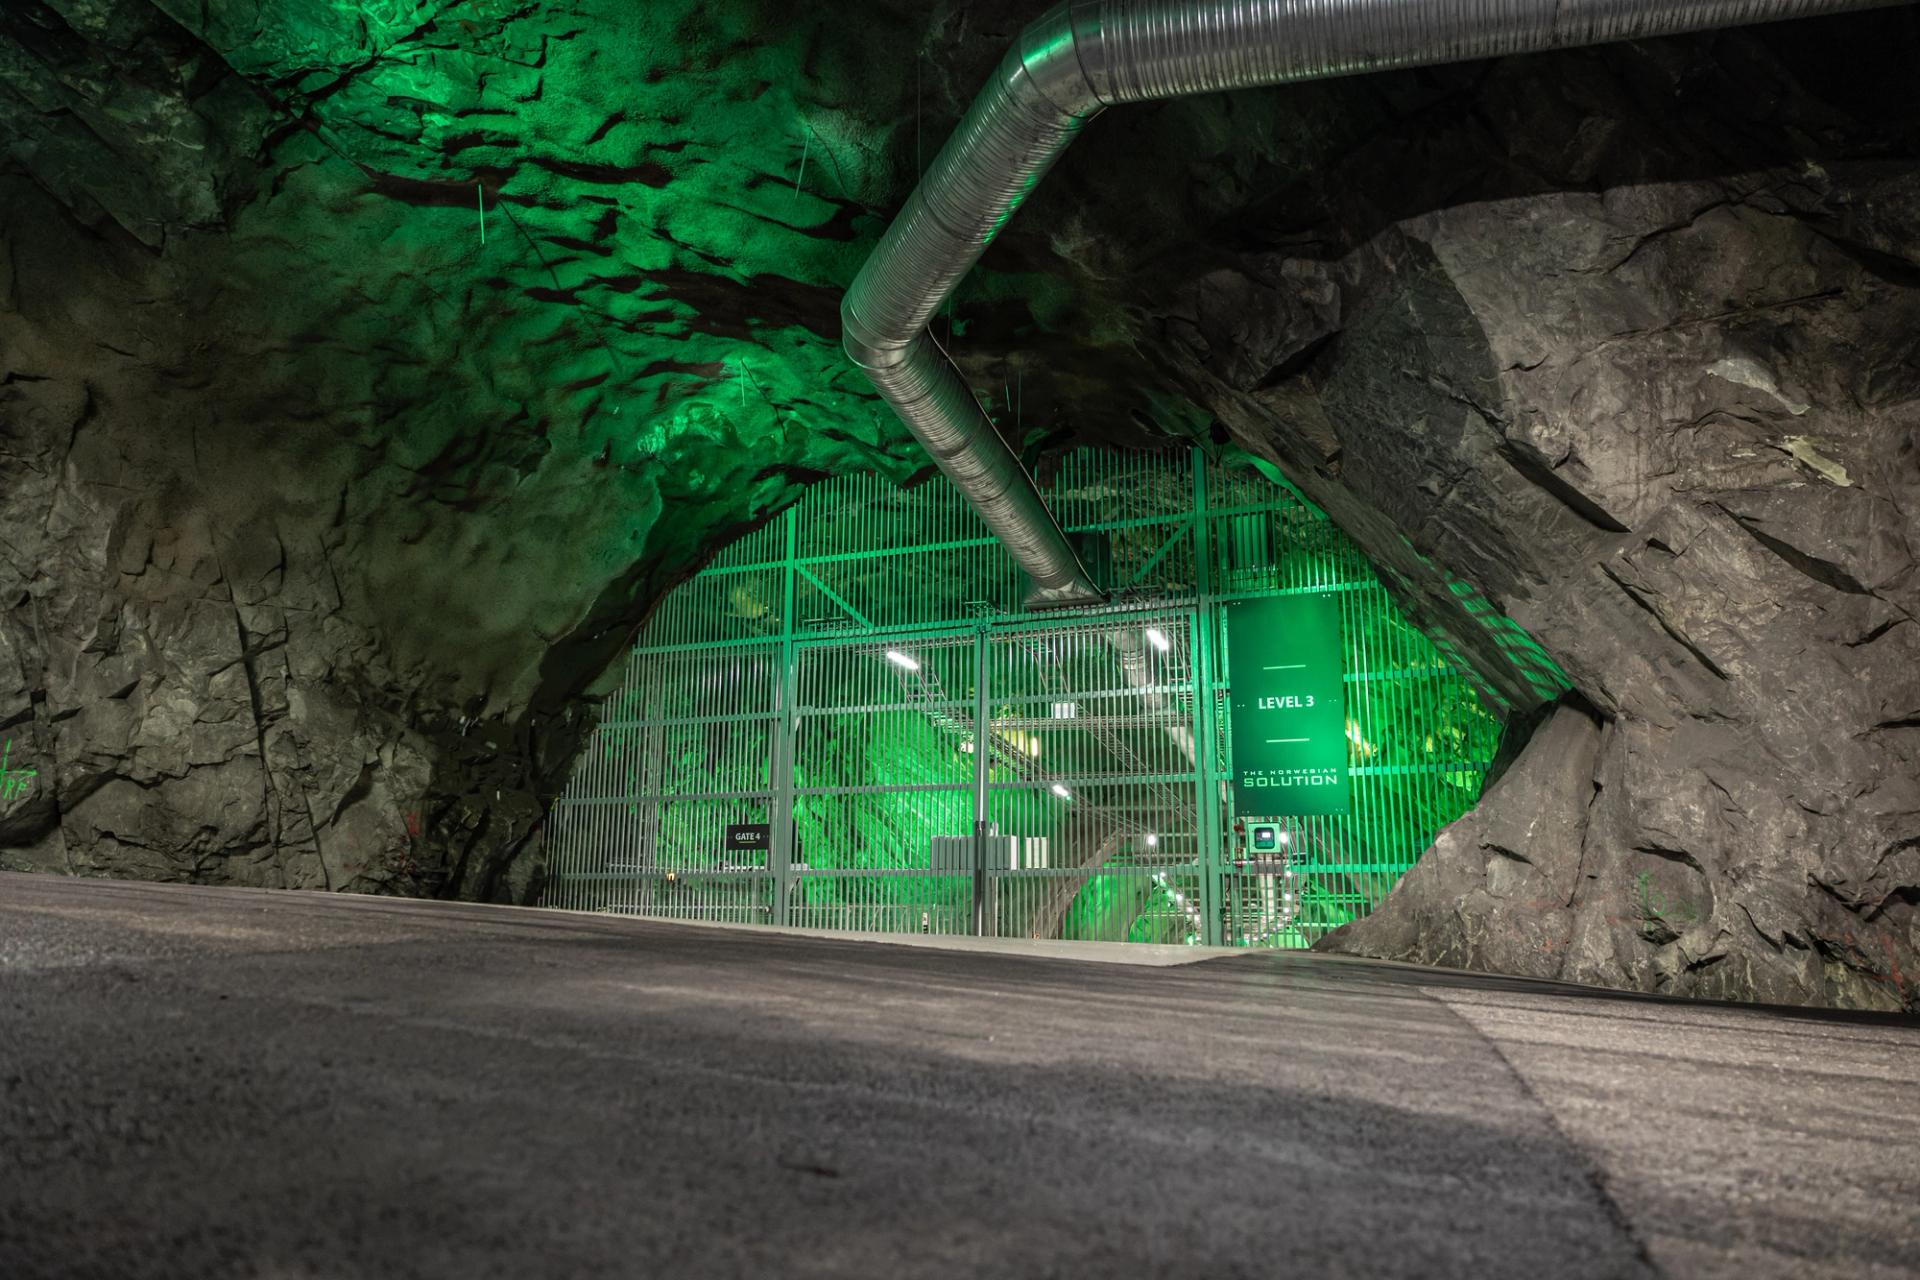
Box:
771 507 800 926
1191 448 1224 946
971 626 991 936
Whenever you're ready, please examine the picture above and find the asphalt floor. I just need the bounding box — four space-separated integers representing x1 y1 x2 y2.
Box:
2 872 1915 1279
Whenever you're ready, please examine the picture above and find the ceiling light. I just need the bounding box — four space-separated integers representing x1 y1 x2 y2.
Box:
1145 627 1170 653
884 649 919 672
1050 783 1071 800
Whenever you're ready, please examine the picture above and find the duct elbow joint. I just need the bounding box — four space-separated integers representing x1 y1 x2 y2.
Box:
1012 1 1106 120
841 303 908 377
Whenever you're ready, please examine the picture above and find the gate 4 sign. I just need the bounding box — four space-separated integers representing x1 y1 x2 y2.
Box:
1227 593 1349 817
724 823 771 853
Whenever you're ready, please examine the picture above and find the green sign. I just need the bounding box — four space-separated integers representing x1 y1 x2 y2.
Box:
1227 594 1348 816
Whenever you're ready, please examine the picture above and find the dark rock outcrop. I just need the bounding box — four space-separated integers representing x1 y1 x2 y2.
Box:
1299 176 1920 1009
1125 30 1920 1010
2 1 1916 1009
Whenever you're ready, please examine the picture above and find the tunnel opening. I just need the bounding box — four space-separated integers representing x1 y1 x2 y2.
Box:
543 446 1568 947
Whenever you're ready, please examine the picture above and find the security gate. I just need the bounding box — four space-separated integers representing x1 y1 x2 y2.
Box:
777 613 1209 940
547 641 783 924
980 615 1209 943
788 630 981 934
543 449 1551 946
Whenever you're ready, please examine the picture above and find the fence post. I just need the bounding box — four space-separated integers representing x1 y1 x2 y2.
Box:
1192 450 1226 947
971 626 992 937
771 507 800 927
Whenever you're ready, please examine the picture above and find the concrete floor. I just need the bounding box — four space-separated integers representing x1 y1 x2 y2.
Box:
1 873 1915 1280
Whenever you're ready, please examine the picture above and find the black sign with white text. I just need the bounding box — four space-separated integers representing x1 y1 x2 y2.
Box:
724 823 771 852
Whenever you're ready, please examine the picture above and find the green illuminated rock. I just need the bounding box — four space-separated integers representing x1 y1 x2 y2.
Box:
0 0 1914 1009
0 0 936 896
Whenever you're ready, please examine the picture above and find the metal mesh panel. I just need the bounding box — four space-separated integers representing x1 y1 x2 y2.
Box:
981 616 1202 942
789 633 979 931
543 643 781 920
793 471 1023 631
544 448 1547 948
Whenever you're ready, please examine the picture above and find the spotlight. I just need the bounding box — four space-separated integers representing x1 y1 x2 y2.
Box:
1050 783 1071 800
1145 833 1159 849
1145 627 1170 653
884 649 920 672
1277 830 1290 846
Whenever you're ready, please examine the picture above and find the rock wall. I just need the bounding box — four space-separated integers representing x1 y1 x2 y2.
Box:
1297 178 1920 1010
0 0 936 898
1113 23 1920 1009
0 175 606 899
2 1 1916 1009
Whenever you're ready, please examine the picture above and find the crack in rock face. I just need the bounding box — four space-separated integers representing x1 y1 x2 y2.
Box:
1 0 1917 1010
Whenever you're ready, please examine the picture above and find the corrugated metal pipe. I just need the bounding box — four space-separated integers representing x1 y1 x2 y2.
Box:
842 0 1899 608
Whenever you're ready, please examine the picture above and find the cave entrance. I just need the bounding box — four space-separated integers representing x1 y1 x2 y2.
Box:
542 448 1505 947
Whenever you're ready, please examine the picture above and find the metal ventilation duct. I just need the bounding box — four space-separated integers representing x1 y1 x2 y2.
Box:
842 0 1900 608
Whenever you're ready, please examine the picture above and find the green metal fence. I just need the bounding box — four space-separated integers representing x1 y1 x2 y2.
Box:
543 448 1507 947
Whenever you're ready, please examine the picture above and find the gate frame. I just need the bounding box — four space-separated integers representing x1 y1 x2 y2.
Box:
776 599 1218 944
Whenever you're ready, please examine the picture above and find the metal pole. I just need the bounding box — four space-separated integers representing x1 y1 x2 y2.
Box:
1191 448 1225 946
771 507 800 926
971 625 991 936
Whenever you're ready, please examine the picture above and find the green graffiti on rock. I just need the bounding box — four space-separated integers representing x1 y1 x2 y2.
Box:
0 740 38 804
